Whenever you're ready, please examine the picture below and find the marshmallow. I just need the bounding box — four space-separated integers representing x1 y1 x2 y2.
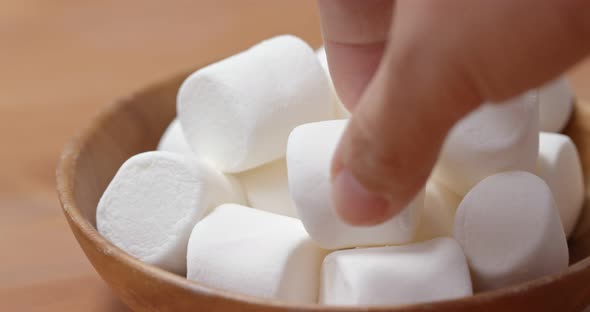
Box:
157 118 192 155
287 120 422 249
539 77 574 133
432 92 539 196
236 159 297 218
186 204 327 304
178 35 333 173
537 132 585 237
320 237 473 306
96 151 245 274
316 46 350 119
454 171 569 291
414 180 460 242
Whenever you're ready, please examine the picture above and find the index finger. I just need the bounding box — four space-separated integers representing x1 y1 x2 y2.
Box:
317 0 394 110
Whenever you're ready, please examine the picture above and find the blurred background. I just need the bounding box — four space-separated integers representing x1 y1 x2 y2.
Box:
1 1 590 311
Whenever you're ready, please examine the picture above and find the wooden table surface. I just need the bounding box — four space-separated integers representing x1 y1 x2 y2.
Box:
1 1 590 311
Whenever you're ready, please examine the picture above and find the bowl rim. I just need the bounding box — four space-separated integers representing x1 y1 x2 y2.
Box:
55 71 590 311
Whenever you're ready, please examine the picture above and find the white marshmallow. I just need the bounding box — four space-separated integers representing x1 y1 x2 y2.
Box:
96 151 244 274
178 35 333 173
432 92 539 196
414 180 461 242
320 237 473 306
157 118 192 155
236 159 297 218
454 171 569 291
287 120 422 249
316 46 350 119
186 204 327 304
537 132 584 237
539 77 574 133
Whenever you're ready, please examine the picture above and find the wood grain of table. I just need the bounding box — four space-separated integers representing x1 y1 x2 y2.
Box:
1 1 589 311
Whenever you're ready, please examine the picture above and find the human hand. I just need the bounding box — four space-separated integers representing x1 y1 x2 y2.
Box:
319 0 590 225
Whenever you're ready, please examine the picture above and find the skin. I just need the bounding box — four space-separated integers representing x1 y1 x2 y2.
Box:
320 0 590 226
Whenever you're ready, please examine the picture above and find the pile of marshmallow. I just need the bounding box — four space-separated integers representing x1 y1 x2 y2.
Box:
96 35 583 306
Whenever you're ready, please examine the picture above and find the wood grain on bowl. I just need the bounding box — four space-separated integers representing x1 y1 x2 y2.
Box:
56 68 590 311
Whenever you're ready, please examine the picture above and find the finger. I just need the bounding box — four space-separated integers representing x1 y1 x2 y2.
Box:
332 40 480 226
331 0 590 226
317 0 394 110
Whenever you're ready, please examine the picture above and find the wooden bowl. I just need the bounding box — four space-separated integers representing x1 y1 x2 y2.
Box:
56 65 590 311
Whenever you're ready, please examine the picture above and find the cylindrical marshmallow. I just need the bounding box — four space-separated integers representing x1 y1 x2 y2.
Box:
454 171 569 291
178 35 333 173
537 132 585 237
186 204 327 304
414 180 461 242
432 92 539 196
320 237 473 306
316 46 350 119
287 120 422 249
157 118 192 155
539 77 574 133
236 158 297 218
96 151 245 274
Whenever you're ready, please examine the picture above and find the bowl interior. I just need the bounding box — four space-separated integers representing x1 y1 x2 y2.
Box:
57 70 590 311
70 75 180 227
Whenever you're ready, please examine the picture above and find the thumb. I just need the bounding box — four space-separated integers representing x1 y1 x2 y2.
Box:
331 39 481 226
330 0 590 226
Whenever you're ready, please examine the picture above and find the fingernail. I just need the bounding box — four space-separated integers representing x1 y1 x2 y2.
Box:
332 168 393 226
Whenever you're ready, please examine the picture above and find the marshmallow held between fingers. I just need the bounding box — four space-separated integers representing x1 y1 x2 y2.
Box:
157 118 192 155
538 77 574 133
316 46 350 119
287 120 422 249
537 132 585 237
414 180 461 242
96 151 245 274
432 92 539 196
186 204 327 304
320 237 473 306
236 159 297 218
454 171 569 291
178 35 333 173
